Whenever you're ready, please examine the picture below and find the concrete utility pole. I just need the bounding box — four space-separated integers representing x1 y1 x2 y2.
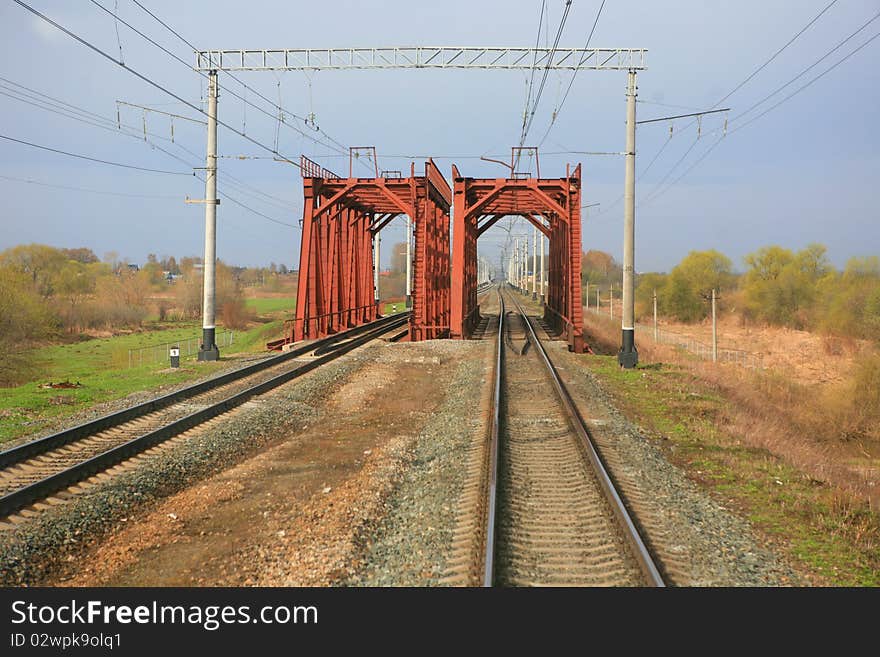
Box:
198 70 220 361
618 69 638 369
610 283 614 319
531 223 537 300
596 287 600 311
405 216 412 308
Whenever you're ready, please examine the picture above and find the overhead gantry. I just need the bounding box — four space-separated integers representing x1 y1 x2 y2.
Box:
450 161 587 353
271 154 451 349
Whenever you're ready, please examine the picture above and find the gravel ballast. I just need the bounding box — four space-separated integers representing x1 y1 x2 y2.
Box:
0 345 380 586
545 338 805 586
347 340 489 586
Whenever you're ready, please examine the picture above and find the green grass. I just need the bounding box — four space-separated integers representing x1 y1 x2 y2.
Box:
0 320 283 446
245 296 295 315
582 354 880 586
382 301 408 315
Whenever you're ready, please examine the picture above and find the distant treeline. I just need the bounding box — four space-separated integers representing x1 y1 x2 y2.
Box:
0 243 293 385
581 244 880 341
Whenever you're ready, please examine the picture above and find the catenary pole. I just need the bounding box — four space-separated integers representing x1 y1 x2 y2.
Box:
618 69 638 368
198 70 220 361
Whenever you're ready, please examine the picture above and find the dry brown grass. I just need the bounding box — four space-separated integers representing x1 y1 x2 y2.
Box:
583 313 880 511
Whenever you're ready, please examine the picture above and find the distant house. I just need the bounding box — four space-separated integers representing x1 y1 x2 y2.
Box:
127 263 140 272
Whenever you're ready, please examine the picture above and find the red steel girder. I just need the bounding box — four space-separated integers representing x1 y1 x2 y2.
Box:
450 163 586 352
276 156 451 348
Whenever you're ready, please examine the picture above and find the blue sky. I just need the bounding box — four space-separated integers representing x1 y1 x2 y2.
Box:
1 0 878 273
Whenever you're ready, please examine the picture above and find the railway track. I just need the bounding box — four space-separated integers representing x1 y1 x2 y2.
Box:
448 285 664 586
0 313 409 522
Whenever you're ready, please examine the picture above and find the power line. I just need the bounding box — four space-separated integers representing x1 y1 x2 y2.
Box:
519 0 573 149
730 10 880 125
0 76 297 216
636 136 700 207
0 80 179 143
618 0 842 215
712 0 839 108
730 29 880 135
0 133 192 175
0 173 179 199
13 0 309 175
0 81 297 227
538 0 606 146
636 134 725 209
86 0 345 157
640 20 880 210
123 0 350 155
519 1 548 148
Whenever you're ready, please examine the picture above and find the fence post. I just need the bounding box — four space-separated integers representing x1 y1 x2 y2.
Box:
653 289 658 342
712 288 718 363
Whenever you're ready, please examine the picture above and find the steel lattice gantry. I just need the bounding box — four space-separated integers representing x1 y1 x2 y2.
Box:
274 156 451 348
450 164 587 352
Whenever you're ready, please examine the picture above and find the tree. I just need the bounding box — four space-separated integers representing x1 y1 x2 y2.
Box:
54 260 97 332
634 272 667 320
0 268 55 385
390 242 407 273
0 243 67 297
742 244 829 328
61 247 98 264
663 250 734 322
817 256 880 340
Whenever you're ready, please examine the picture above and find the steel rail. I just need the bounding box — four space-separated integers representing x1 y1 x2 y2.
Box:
0 315 408 518
504 288 665 587
0 313 409 470
481 286 504 586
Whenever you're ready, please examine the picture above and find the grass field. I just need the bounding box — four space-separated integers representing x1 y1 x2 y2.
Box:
0 319 284 446
382 300 410 315
245 296 295 315
582 353 880 586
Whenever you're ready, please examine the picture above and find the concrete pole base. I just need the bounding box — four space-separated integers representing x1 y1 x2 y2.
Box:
617 328 638 368
198 327 220 361
198 345 220 361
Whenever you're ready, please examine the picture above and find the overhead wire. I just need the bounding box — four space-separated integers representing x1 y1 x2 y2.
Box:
13 0 310 181
85 0 346 157
0 74 299 221
729 10 880 127
0 173 179 199
538 0 606 146
126 0 350 155
618 0 845 214
0 133 192 175
711 0 840 110
519 0 573 150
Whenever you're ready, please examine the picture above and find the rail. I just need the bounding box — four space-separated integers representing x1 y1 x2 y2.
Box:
0 313 409 517
494 287 665 586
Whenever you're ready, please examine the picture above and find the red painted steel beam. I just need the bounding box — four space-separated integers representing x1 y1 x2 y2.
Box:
278 156 451 349
450 163 587 352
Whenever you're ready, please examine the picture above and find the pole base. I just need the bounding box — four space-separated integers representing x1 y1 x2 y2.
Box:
617 328 638 368
198 327 220 361
405 294 412 309
532 292 537 300
198 345 220 361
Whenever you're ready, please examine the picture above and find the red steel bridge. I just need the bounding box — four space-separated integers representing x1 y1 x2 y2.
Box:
271 149 586 353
